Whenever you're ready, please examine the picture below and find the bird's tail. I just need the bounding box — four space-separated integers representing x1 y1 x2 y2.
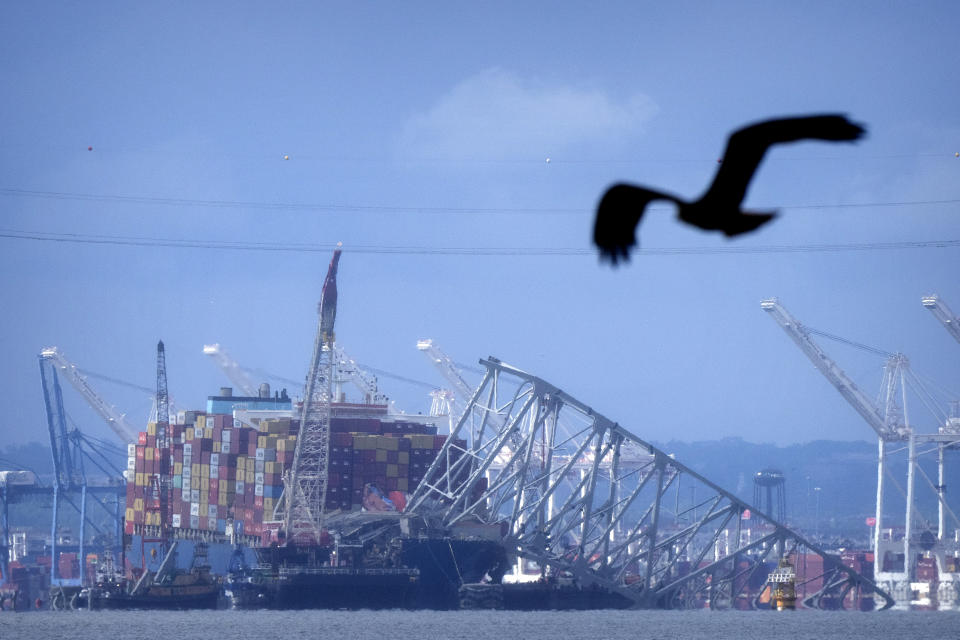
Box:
722 211 777 237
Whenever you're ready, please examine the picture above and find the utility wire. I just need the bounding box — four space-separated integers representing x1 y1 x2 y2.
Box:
1 186 958 215
1 228 958 256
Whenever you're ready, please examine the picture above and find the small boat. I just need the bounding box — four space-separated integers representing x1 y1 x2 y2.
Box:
83 541 221 610
767 555 797 611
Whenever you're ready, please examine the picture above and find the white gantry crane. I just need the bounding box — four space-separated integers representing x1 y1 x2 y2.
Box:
280 247 341 544
39 347 138 444
761 298 960 605
202 343 258 397
923 294 960 346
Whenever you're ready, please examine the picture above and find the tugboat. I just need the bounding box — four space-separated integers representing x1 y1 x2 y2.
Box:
83 541 221 610
767 555 797 611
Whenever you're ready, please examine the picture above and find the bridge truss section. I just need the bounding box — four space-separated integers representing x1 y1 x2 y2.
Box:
407 357 893 610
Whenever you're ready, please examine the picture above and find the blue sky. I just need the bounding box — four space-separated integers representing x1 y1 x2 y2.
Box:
1 2 958 449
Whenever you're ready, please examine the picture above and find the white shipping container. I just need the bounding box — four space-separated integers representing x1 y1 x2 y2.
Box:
127 444 136 457
210 453 219 467
190 502 199 516
190 515 200 530
254 483 264 497
127 458 136 470
191 489 200 503
236 480 245 495
123 470 135 483
184 443 192 455
221 430 231 444
172 513 182 528
254 472 264 485
208 504 217 519
210 466 218 479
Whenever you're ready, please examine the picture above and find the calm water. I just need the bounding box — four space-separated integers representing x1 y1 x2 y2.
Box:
1 609 957 640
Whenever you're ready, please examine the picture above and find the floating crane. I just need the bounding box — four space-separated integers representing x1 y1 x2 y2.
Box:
281 247 341 544
39 347 138 444
151 341 172 545
922 294 960 346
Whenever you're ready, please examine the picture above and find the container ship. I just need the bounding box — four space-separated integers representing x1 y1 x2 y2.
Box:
122 387 506 609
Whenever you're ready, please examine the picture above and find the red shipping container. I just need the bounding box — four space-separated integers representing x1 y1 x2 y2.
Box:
210 478 219 492
254 495 263 509
138 432 147 445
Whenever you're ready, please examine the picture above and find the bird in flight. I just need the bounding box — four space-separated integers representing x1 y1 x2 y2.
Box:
593 114 866 264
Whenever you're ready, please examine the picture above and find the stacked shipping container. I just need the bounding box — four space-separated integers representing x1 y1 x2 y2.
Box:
124 410 451 543
125 414 296 539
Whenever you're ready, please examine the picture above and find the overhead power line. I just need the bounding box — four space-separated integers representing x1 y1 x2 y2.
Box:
1 187 958 215
1 228 958 256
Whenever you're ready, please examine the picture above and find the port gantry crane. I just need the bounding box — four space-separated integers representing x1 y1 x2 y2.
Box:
281 247 341 544
204 342 387 408
32 351 127 599
923 294 960 346
405 357 893 609
39 347 138 444
761 298 960 605
202 343 258 397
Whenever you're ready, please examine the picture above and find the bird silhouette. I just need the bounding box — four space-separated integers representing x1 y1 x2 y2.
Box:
593 114 866 264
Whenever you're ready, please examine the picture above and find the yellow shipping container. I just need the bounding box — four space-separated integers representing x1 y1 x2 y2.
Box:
413 435 433 449
375 449 388 462
145 447 154 461
204 427 213 439
135 472 144 487
191 476 200 490
134 498 144 511
201 464 209 478
186 427 195 440
264 497 274 513
380 436 399 451
125 508 135 523
398 451 409 465
174 462 182 475
213 442 221 453
198 503 207 517
146 422 157 436
201 477 209 491
257 436 267 449
386 464 399 478
353 436 374 450
218 493 228 507
245 470 254 484
196 415 206 428
192 463 201 477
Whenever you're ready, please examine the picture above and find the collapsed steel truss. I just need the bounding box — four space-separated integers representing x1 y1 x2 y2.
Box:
407 357 893 610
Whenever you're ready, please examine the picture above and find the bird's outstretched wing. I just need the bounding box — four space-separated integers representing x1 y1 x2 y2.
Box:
593 184 675 264
702 114 866 206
